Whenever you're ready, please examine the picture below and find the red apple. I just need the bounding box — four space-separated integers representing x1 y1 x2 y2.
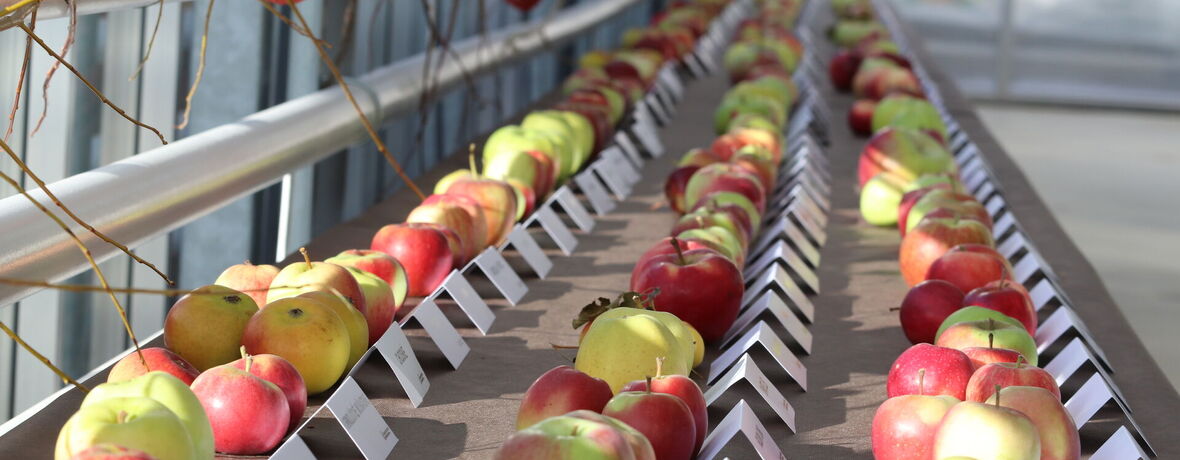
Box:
230 351 307 431
677 148 722 168
602 385 696 460
324 249 404 286
107 348 199 386
191 363 289 455
684 163 767 213
871 369 959 460
620 366 707 453
516 366 614 430
986 386 1081 460
828 50 863 91
887 344 974 400
69 444 158 460
905 189 992 234
371 223 454 297
407 199 481 262
631 237 727 281
898 280 964 344
924 244 1012 293
442 177 518 246
966 360 1061 402
421 194 491 248
630 242 743 343
664 166 700 214
897 185 952 234
962 333 1025 371
849 99 877 136
899 217 994 286
962 280 1037 336
213 261 279 307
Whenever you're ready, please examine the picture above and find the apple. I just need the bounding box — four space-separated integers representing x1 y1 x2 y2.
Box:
575 309 696 378
967 360 1060 402
664 166 701 214
631 236 727 280
443 176 519 245
523 112 585 179
962 332 1025 370
675 227 745 269
266 248 366 313
924 244 1013 294
684 163 767 213
904 189 990 234
862 67 922 101
495 410 656 460
370 223 454 297
828 49 862 91
677 148 722 168
888 344 974 400
897 185 951 234
851 57 899 97
420 194 491 248
630 242 743 343
898 280 964 344
213 261 278 307
407 199 481 263
576 313 690 393
56 396 195 460
986 386 1081 460
296 291 367 370
337 266 399 345
326 249 409 293
871 95 946 139
191 362 289 454
68 444 158 459
871 369 959 460
858 127 956 188
669 213 748 251
620 363 708 453
848 98 877 136
483 125 563 185
962 280 1037 336
163 285 259 372
932 400 1041 460
231 350 306 430
420 222 465 269
107 348 200 386
859 171 907 226
731 146 776 193
898 217 994 286
602 384 696 460
241 297 351 395
82 371 213 459
506 178 538 218
690 191 762 230
936 318 1039 366
516 366 614 430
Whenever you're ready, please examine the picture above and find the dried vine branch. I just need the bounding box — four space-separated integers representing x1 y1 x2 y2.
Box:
176 0 215 130
0 321 86 393
30 0 75 135
4 5 34 142
129 0 165 81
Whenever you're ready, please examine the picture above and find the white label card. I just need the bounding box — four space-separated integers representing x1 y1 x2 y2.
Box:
993 213 1017 239
1064 373 1123 427
1028 278 1059 311
573 170 615 216
998 232 1028 260
437 271 495 334
744 240 819 295
1091 426 1151 460
1011 253 1043 284
964 168 988 192
533 205 578 255
961 156 985 178
778 187 828 227
632 113 665 158
707 320 807 391
506 225 553 279
722 290 813 353
697 400 787 460
473 248 528 306
686 51 708 77
704 355 797 433
658 65 685 100
612 132 644 166
742 263 816 322
766 216 820 267
601 148 639 187
788 205 827 247
593 160 631 199
974 180 997 202
1042 338 1126 408
271 435 317 460
402 299 469 369
951 131 969 153
552 186 595 232
323 377 397 459
1035 305 1113 369
373 323 429 407
985 195 1006 218
644 93 671 125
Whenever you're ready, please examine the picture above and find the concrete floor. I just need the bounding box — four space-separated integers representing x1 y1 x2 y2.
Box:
975 102 1180 389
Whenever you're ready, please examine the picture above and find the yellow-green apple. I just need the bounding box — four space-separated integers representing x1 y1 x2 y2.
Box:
963 280 1037 336
690 194 758 235
679 204 752 241
684 163 766 213
714 94 786 135
552 102 612 153
731 146 776 192
241 297 350 395
483 125 562 185
932 400 1041 460
107 348 200 386
872 95 947 139
576 313 689 393
407 200 481 262
630 243 743 343
231 350 306 430
483 151 543 203
851 57 899 97
68 444 158 459
523 112 584 179
266 249 366 313
829 50 863 91
213 261 278 307
675 227 745 268
967 360 1060 402
325 250 407 314
163 285 258 372
924 244 1013 294
443 177 518 246
830 20 887 48
421 194 490 248
495 410 656 460
191 362 289 455
516 366 614 430
934 306 1025 341
370 223 454 297
848 98 877 136
297 291 367 370
904 189 990 234
56 396 194 460
82 372 212 459
936 318 1038 366
553 110 595 169
888 344 974 400
620 362 708 453
678 148 722 168
871 370 959 460
711 130 780 163
897 185 953 234
602 385 696 460
670 213 749 251
922 207 994 234
433 169 475 196
725 114 785 148
962 335 1025 371
860 171 908 226
576 308 695 370
858 127 956 188
899 217 994 286
665 166 701 214
986 386 1080 460
506 178 538 219
899 280 965 344
335 266 399 345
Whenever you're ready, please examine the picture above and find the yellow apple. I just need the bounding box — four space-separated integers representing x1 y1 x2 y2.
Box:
241 297 350 395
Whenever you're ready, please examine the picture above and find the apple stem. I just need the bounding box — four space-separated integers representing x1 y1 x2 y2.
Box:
645 376 653 395
299 247 312 270
116 410 129 424
550 343 579 350
918 368 925 396
468 144 479 176
887 307 901 312
655 356 665 378
988 332 994 349
240 345 248 360
670 237 687 265
994 384 1002 407
988 317 994 331
244 259 253 266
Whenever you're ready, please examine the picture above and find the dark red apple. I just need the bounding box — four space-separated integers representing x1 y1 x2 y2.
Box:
887 343 974 400
630 242 744 343
962 280 1037 336
828 50 863 91
849 99 877 136
515 366 614 430
898 280 964 344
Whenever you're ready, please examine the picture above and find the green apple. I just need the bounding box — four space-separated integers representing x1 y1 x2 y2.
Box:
933 401 1041 460
523 111 586 178
482 125 562 185
495 411 656 459
81 371 212 459
934 306 1024 341
483 150 543 198
692 191 762 230
903 173 964 193
587 308 696 370
860 172 908 226
554 110 595 168
830 20 887 47
676 227 745 269
936 318 1039 366
434 169 476 195
57 396 196 460
872 95 948 140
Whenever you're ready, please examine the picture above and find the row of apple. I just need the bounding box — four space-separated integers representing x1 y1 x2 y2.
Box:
50 2 741 459
495 3 811 458
825 3 1082 460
